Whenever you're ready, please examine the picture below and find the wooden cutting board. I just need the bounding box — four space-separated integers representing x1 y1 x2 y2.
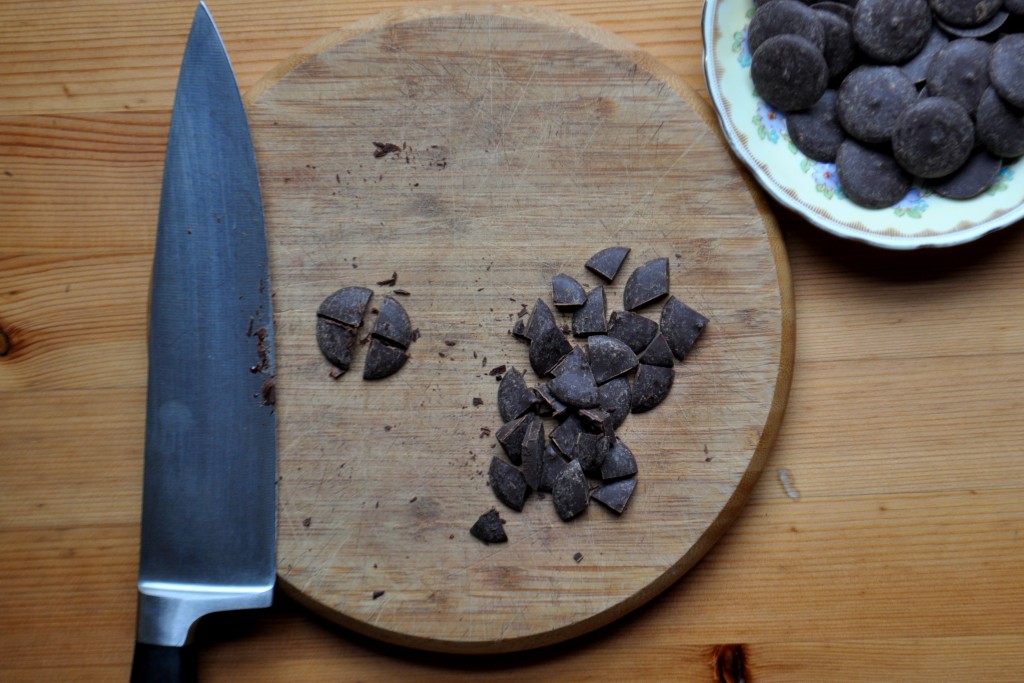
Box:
246 3 793 653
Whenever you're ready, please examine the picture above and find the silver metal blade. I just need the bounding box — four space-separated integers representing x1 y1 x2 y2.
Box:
137 2 275 647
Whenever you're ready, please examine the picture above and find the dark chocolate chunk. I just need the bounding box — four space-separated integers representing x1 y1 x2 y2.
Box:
623 258 670 311
660 296 708 361
520 416 545 491
497 367 536 422
852 0 932 65
837 66 917 144
786 89 846 163
600 439 638 480
597 376 632 429
362 338 408 380
511 316 529 341
547 363 600 408
489 456 529 511
815 8 857 81
573 432 610 477
552 459 589 521
892 97 974 179
751 34 829 112
631 364 674 413
551 273 587 310
539 442 568 493
315 318 358 372
550 414 583 456
934 10 1008 38
371 295 413 348
926 38 992 116
900 28 948 84
932 149 1003 199
587 334 639 384
534 382 570 418
835 139 912 209
585 246 630 282
748 0 827 55
578 407 616 441
976 86 1024 158
606 310 659 354
591 478 637 514
550 345 588 377
989 34 1024 110
496 413 533 465
525 298 558 341
928 0 1002 27
572 285 607 336
317 286 372 328
638 333 675 368
529 324 573 377
470 509 507 544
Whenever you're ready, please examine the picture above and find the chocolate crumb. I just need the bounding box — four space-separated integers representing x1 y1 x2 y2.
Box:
473 397 484 406
372 590 386 599
573 552 584 563
376 271 398 286
373 142 401 158
302 517 312 527
392 289 411 296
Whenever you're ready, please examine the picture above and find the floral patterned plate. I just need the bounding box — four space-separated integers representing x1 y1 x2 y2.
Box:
701 0 1024 249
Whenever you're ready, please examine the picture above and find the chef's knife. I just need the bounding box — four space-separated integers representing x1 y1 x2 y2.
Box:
132 3 276 681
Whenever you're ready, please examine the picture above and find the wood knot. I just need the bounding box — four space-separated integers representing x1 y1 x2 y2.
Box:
710 643 749 683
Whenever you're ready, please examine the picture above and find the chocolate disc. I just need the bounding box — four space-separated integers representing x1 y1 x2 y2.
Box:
852 0 932 65
927 0 1002 27
976 86 1024 158
892 97 974 179
837 66 917 144
815 8 857 81
932 149 1002 200
747 0 826 54
835 139 911 209
925 38 992 117
786 89 846 162
751 34 829 112
900 28 948 84
989 34 1024 110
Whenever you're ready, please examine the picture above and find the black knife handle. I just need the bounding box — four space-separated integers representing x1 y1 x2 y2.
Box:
130 642 197 683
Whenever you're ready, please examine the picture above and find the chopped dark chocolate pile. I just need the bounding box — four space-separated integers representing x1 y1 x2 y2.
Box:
572 285 607 336
362 338 408 380
631 364 674 413
551 273 587 310
497 367 536 422
489 456 528 512
623 258 669 311
587 334 638 385
660 296 708 361
585 246 630 282
607 310 659 354
470 508 508 544
591 478 637 514
552 460 589 521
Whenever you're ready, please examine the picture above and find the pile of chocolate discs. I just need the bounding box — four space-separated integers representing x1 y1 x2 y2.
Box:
470 247 709 544
748 0 1024 208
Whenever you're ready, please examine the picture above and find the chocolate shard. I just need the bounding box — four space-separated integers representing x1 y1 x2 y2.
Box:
587 334 638 385
591 477 636 514
623 258 669 311
497 367 537 422
585 246 631 282
551 273 587 310
550 414 583 457
489 456 529 511
520 416 545 491
578 407 615 442
552 459 589 521
372 295 413 348
539 442 568 493
572 431 610 477
316 318 358 372
572 285 607 336
631 364 674 413
534 383 570 418
362 338 409 380
550 345 587 377
528 324 573 377
596 376 631 429
512 316 529 341
600 439 637 480
496 413 533 465
607 310 659 354
660 296 708 360
638 332 674 368
525 298 558 341
470 508 508 544
547 363 599 408
317 286 373 327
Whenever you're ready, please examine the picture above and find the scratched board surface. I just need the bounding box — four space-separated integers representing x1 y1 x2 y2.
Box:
247 4 793 653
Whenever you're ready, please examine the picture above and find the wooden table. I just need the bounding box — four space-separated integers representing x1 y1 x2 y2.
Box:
1 1 1021 680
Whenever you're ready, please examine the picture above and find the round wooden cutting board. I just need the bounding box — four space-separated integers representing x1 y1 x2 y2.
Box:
247 3 793 653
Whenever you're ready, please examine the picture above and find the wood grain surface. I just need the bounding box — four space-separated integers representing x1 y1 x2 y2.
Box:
247 4 790 652
1 0 1023 681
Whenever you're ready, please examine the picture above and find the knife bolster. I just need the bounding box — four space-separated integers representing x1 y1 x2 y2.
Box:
136 582 274 646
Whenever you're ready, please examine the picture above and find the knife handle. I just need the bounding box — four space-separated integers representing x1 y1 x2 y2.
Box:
130 642 197 683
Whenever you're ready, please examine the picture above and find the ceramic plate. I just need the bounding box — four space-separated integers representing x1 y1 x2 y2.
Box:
702 0 1024 249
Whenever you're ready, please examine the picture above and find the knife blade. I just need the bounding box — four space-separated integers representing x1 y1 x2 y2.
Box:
132 3 276 680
